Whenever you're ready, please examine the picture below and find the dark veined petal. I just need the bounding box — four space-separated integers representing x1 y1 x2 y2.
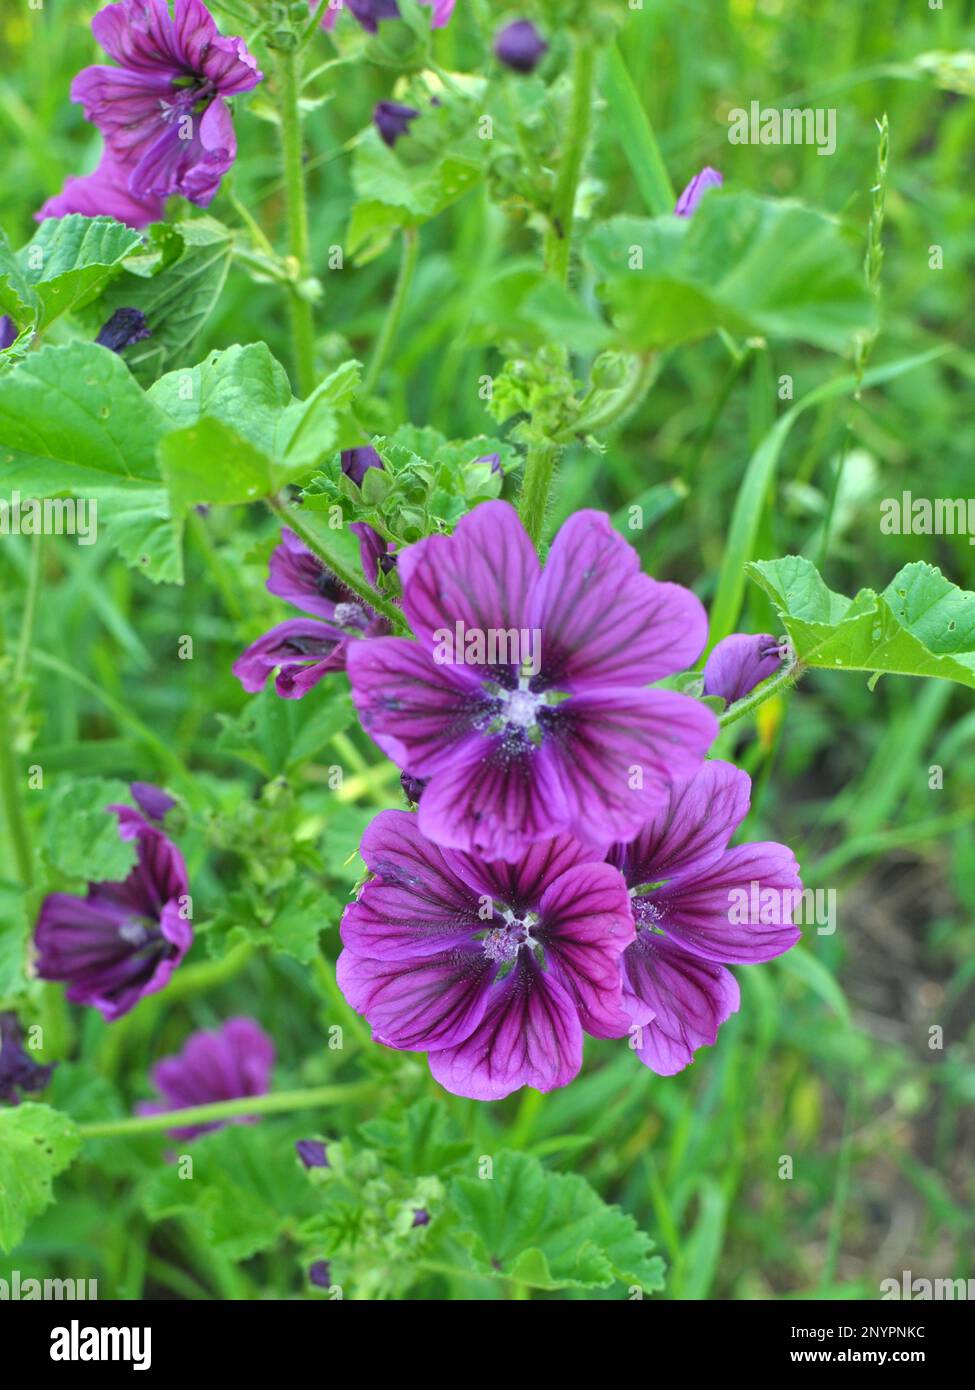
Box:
702 632 782 705
443 834 596 914
536 861 635 1038
623 934 740 1074
336 945 492 1051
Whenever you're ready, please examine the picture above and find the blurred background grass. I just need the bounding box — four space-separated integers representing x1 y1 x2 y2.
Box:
1 0 973 1298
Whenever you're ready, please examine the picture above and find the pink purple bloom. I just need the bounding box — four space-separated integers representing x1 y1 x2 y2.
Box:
0 1012 54 1105
338 810 635 1099
69 0 262 209
702 632 784 705
34 804 192 1022
608 760 802 1075
233 527 389 700
137 1017 274 1140
494 20 548 74
674 166 723 217
346 501 718 861
36 149 165 228
318 0 455 32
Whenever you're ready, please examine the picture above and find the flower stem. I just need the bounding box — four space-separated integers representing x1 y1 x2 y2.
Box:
0 613 33 887
362 228 419 396
543 38 596 285
555 354 659 444
77 1083 377 1140
276 47 317 398
717 659 805 731
518 440 559 548
267 497 408 633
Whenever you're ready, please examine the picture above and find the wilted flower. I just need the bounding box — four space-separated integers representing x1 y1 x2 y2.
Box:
608 761 802 1074
295 1139 330 1169
70 0 262 208
674 166 723 217
702 632 784 705
36 149 165 228
34 804 192 1021
347 501 717 861
494 20 548 74
96 307 151 353
137 1017 275 1140
233 527 390 700
317 0 455 32
338 809 635 1100
374 100 420 147
0 1013 54 1105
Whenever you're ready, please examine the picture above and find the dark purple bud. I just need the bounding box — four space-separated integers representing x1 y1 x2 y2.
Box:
0 1012 54 1105
702 633 784 705
130 782 177 825
400 771 428 806
296 1139 330 1169
95 307 151 353
340 446 384 487
474 452 502 474
0 316 17 350
309 1260 331 1289
347 0 401 32
374 100 421 148
412 1208 430 1227
350 522 397 585
674 166 723 218
494 20 548 74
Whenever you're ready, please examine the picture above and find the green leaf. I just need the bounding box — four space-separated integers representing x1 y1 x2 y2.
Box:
360 1099 471 1177
777 946 852 1027
95 484 184 585
42 778 137 882
216 683 354 779
747 555 975 688
0 1104 81 1254
450 1151 665 1293
159 418 274 523
601 41 675 215
19 215 142 330
0 228 37 326
584 193 874 353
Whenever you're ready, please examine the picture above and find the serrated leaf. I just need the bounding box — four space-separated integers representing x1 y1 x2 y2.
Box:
747 556 975 688
0 1104 81 1254
19 215 142 330
43 778 137 882
450 1151 665 1293
216 683 354 778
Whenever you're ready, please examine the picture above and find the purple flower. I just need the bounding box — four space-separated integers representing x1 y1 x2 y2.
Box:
96 306 151 353
296 1139 330 1169
234 528 389 700
318 0 455 32
608 760 802 1075
36 149 166 228
350 521 396 585
474 452 502 474
674 166 723 217
399 770 428 805
340 446 384 488
494 20 548 74
70 0 262 208
34 805 192 1022
309 1260 331 1289
412 1208 430 1227
137 1016 274 1140
0 317 18 350
346 501 717 861
374 100 420 148
130 781 177 824
337 810 635 1100
0 1012 54 1105
702 633 784 705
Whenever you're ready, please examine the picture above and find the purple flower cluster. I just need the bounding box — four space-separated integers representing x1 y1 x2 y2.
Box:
39 0 262 227
327 499 803 1097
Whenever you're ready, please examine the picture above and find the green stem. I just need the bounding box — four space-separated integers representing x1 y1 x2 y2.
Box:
362 228 419 396
78 1083 377 1140
276 47 317 398
0 615 33 886
543 39 596 285
555 354 659 443
268 498 408 633
717 659 805 731
518 440 560 548
14 531 42 685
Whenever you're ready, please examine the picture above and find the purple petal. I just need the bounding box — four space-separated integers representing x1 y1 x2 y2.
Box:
623 935 740 1074
428 955 583 1100
140 1014 274 1139
536 862 634 1038
674 166 723 217
527 510 709 688
337 945 492 1051
350 521 395 586
702 632 783 705
443 835 597 914
36 148 166 228
232 619 347 696
267 528 348 620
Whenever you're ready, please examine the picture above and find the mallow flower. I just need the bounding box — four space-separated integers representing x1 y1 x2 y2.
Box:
346 501 718 861
317 0 455 32
674 166 723 217
37 148 165 228
70 0 262 208
338 810 635 1100
233 527 391 699
608 760 802 1075
137 1017 275 1139
494 20 548 74
34 802 191 1021
0 1012 54 1105
702 632 785 705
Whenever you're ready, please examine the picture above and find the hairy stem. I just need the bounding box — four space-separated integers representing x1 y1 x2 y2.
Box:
362 228 419 396
543 39 596 285
717 659 805 731
77 1083 378 1140
518 440 560 548
276 47 317 397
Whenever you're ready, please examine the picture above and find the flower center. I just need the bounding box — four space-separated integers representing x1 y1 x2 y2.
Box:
333 601 369 631
481 909 538 963
632 895 666 934
118 917 153 947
